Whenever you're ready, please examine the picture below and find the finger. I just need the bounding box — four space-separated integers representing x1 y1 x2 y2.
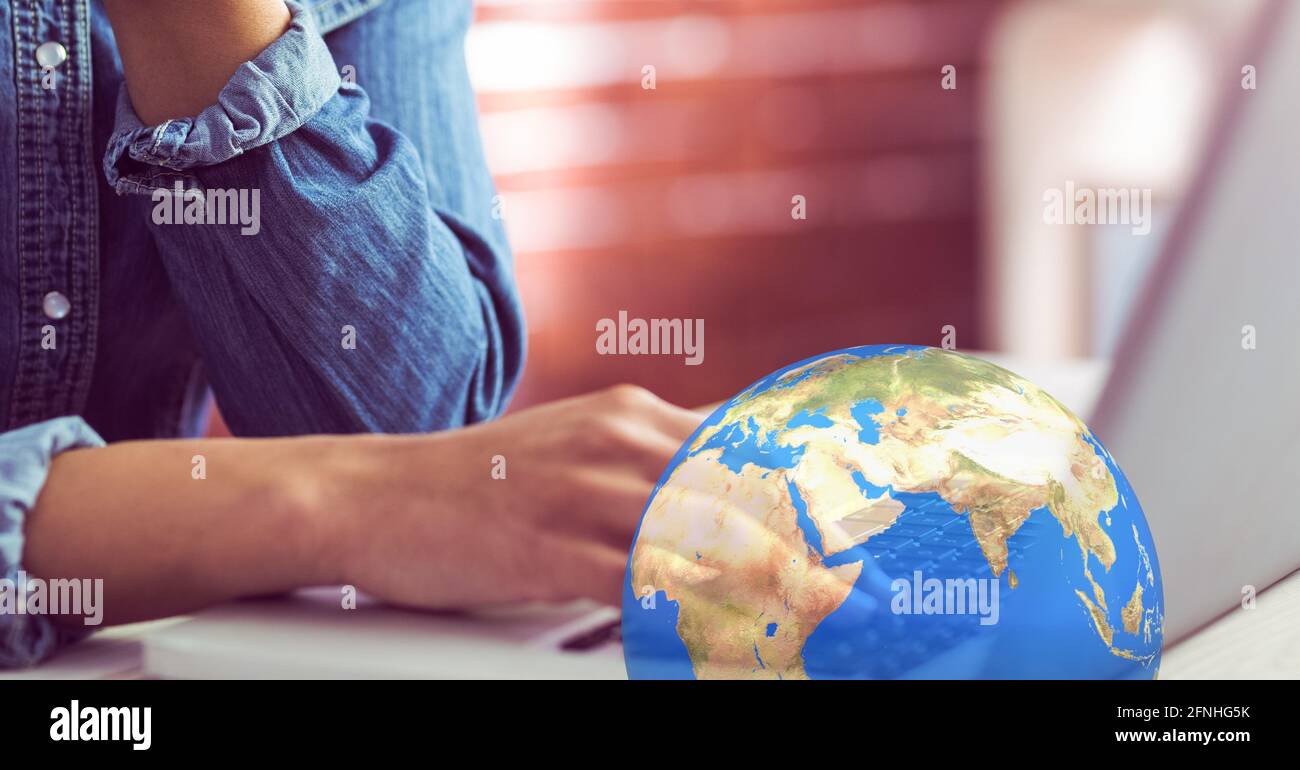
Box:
601 385 703 443
586 417 690 483
645 398 706 442
546 467 656 548
541 534 629 606
630 542 723 587
625 429 688 482
633 490 865 610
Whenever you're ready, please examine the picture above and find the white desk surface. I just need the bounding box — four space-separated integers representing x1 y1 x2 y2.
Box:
5 571 1297 680
2 354 1296 680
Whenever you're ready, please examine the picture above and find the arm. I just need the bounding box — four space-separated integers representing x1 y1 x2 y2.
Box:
15 387 699 635
25 433 345 625
102 0 525 435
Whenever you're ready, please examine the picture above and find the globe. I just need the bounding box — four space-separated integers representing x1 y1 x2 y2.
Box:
622 345 1163 679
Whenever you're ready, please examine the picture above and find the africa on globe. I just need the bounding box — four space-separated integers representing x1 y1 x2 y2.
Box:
622 345 1163 679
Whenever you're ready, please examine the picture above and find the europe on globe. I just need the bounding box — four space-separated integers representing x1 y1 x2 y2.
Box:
622 345 1163 679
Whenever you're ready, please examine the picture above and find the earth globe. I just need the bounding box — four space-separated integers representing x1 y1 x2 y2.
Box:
622 345 1163 679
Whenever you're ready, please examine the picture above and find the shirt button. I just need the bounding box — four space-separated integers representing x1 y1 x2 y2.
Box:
43 291 70 320
35 41 68 69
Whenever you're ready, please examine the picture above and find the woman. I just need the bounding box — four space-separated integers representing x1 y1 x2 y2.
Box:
0 0 696 666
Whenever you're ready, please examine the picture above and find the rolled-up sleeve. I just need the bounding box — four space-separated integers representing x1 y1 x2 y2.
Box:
103 0 525 437
103 2 342 191
0 417 105 668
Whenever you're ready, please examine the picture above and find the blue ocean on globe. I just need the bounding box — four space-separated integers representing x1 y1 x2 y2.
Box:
622 345 1164 679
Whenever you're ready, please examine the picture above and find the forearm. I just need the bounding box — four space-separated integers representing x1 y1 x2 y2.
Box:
23 434 360 626
104 0 291 124
6 386 699 655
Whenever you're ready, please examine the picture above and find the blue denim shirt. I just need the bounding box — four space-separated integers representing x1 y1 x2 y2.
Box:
0 0 525 666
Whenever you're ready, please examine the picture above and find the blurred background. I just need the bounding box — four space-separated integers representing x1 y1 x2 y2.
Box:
462 0 1265 411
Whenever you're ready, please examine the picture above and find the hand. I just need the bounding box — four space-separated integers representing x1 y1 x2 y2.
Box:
336 386 702 609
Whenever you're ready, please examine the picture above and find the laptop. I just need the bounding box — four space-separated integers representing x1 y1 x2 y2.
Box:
141 0 1297 678
1089 0 1299 644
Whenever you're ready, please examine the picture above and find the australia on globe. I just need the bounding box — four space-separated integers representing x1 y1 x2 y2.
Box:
622 345 1163 679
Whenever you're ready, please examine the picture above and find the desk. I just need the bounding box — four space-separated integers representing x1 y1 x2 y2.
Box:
0 619 179 680
1160 568 1300 679
5 572 1298 680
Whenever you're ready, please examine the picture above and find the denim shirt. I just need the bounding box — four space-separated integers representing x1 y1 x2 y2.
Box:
0 0 525 666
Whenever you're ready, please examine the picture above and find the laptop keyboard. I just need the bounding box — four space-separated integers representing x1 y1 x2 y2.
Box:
848 506 1042 677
